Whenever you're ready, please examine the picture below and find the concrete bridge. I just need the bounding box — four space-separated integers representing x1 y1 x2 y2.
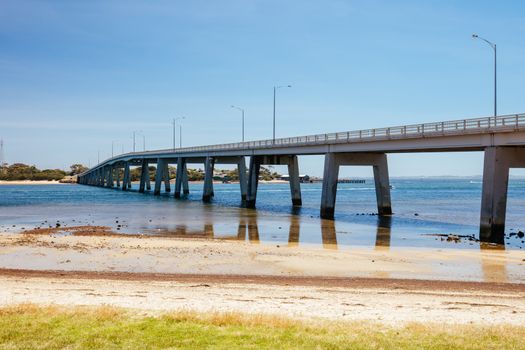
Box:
78 113 525 244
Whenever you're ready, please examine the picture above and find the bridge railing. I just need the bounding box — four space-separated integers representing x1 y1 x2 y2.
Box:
82 113 525 173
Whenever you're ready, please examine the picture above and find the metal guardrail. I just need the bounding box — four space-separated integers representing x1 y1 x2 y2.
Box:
83 113 525 174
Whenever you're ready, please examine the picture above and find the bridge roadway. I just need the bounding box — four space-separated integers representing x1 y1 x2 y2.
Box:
78 113 525 244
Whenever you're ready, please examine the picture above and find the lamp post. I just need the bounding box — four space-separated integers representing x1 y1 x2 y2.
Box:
132 130 142 153
172 117 185 149
231 105 245 142
111 140 118 157
472 34 497 117
273 85 292 143
179 125 183 148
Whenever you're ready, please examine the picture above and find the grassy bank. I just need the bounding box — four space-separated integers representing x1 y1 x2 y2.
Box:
0 305 523 350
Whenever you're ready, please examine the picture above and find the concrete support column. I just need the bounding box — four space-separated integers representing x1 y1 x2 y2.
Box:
480 147 510 244
175 158 185 198
372 154 392 215
154 158 166 196
287 155 302 206
107 166 114 188
127 166 132 189
99 169 104 186
122 163 130 191
238 157 247 201
116 168 121 188
203 157 215 202
182 162 189 195
320 153 340 219
246 156 261 208
139 159 149 193
163 161 171 193
145 167 151 191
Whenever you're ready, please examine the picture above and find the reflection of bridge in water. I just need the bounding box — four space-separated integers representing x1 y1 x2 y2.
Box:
147 213 393 250
142 212 508 282
79 113 525 244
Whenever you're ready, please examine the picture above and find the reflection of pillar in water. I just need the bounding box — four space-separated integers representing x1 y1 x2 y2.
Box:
237 218 247 241
247 214 260 244
375 216 392 249
204 223 214 238
321 220 337 249
288 216 300 247
480 244 508 283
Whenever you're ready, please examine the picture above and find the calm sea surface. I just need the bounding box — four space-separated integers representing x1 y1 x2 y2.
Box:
1 178 525 250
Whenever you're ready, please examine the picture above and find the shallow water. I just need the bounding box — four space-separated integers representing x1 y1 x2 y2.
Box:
1 178 525 251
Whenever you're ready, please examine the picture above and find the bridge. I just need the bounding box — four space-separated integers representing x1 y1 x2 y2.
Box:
78 113 525 244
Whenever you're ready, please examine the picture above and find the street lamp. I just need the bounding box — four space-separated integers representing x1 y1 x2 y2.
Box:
132 130 142 153
231 105 245 142
111 140 119 157
273 85 292 143
472 33 497 117
172 117 185 149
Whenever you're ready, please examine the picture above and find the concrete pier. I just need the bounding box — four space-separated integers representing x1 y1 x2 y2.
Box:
174 158 186 198
288 155 302 206
246 156 261 208
245 155 302 209
480 146 525 243
203 157 215 202
116 168 121 188
122 163 130 192
139 160 149 193
320 153 392 219
154 158 170 195
238 157 247 201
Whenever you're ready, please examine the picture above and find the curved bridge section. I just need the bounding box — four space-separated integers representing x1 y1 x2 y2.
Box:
78 113 525 244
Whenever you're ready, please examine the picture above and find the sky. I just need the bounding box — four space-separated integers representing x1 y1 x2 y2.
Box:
0 0 524 177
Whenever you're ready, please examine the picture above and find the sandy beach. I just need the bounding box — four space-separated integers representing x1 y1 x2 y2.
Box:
1 227 524 325
0 180 66 185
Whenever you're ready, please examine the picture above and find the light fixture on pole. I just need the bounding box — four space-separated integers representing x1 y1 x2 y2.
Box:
231 105 245 142
172 117 185 149
472 33 497 117
273 85 292 143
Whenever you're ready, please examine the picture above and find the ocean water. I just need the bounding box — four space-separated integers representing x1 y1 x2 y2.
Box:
1 178 525 250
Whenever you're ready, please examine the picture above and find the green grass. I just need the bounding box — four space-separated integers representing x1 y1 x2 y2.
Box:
0 304 523 349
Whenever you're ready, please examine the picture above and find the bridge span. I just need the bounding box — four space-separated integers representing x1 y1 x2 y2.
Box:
78 113 525 244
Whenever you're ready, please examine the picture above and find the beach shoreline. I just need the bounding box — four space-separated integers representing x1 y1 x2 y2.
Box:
1 228 524 325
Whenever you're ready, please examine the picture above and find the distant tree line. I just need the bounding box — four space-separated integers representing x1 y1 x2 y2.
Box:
0 162 282 182
0 163 88 181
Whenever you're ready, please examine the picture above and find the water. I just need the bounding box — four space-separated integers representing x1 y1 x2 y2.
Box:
1 178 525 250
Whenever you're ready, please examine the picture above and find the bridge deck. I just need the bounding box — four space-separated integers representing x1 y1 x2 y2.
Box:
85 113 525 170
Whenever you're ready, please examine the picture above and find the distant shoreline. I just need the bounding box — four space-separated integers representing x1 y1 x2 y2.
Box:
0 180 67 185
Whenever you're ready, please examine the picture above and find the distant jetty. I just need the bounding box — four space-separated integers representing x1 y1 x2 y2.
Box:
337 179 366 184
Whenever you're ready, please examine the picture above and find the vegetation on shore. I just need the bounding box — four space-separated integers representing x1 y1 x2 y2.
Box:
0 304 523 349
0 163 87 181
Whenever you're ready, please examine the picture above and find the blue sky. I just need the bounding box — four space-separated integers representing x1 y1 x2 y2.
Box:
1 0 524 176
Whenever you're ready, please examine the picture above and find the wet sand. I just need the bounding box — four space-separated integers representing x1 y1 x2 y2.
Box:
1 228 524 324
1 227 524 282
